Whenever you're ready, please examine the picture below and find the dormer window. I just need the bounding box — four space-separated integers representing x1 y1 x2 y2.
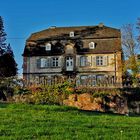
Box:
89 42 95 49
45 43 51 51
69 31 74 37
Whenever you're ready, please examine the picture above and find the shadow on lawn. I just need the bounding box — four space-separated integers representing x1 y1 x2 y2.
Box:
78 109 140 117
0 102 9 108
78 109 123 116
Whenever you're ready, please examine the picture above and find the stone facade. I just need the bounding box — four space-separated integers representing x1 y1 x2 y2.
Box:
23 24 123 86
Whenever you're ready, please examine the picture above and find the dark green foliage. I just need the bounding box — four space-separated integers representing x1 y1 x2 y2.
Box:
28 81 73 105
0 51 17 77
0 16 7 55
0 77 23 101
0 16 17 77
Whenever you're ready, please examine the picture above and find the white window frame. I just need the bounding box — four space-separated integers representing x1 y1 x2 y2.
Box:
96 56 103 66
69 31 74 37
89 42 95 49
52 57 59 67
45 43 51 51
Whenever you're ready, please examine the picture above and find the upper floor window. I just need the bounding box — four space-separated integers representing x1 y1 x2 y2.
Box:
96 56 103 66
52 57 59 67
69 31 74 37
40 58 51 68
80 56 90 66
45 43 51 51
40 58 47 68
96 56 108 66
89 42 95 49
37 57 59 68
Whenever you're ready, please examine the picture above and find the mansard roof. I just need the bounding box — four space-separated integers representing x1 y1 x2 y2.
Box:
27 25 121 42
23 24 122 56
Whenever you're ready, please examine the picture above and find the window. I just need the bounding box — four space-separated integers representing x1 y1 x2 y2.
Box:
45 43 51 51
96 75 105 85
37 58 51 68
45 58 51 67
96 75 105 81
52 57 59 67
80 75 88 85
91 75 96 86
96 56 103 66
89 42 95 49
69 31 74 37
80 56 90 66
37 57 59 68
40 58 46 68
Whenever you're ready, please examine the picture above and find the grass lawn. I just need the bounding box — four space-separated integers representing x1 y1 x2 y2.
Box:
0 103 140 140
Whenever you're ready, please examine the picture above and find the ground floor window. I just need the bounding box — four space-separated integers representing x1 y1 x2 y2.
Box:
80 75 97 86
79 74 115 86
27 74 116 86
80 75 88 85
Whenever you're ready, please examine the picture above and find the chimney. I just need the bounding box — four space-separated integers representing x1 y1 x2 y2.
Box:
49 26 56 29
98 23 104 28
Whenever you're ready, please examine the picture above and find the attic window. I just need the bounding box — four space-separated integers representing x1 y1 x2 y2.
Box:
89 42 95 49
69 31 74 37
45 43 51 51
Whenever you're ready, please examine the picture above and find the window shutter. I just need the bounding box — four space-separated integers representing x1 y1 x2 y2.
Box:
93 56 96 66
49 58 51 67
60 57 64 67
103 56 108 66
77 57 80 66
40 58 46 68
57 57 60 67
37 59 41 68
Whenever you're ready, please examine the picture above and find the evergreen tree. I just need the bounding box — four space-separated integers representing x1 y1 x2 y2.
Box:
0 16 17 77
0 16 7 55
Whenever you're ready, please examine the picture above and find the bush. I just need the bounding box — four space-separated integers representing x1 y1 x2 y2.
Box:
75 87 122 97
29 81 74 105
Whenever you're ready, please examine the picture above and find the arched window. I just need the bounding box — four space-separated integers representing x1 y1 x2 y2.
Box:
89 42 95 49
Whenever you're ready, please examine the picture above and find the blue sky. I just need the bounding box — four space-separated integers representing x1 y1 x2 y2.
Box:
0 0 140 75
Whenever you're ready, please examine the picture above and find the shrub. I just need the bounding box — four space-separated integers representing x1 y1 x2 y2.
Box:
75 87 122 97
30 81 74 105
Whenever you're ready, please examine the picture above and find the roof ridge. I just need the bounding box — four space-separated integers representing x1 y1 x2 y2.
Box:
32 25 98 35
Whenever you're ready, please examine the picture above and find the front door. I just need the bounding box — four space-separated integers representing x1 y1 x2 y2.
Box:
66 56 74 71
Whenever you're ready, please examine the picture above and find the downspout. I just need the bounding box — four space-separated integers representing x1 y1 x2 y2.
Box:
114 52 117 85
28 57 30 86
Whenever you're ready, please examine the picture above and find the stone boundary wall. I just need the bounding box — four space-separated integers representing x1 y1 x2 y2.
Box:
63 93 128 114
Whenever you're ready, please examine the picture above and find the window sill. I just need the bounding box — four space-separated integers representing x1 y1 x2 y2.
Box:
38 66 61 69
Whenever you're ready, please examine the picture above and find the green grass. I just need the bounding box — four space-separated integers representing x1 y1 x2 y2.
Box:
0 103 140 140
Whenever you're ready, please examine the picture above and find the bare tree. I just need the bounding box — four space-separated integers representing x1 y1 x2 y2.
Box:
121 24 139 85
136 18 140 44
121 24 138 58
